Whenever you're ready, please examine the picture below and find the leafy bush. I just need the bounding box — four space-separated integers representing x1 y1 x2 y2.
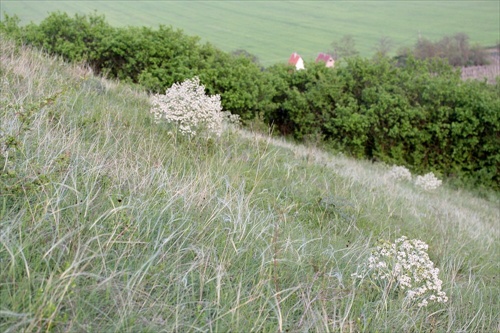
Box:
20 11 112 63
197 47 271 122
0 12 266 121
264 56 499 190
264 62 354 147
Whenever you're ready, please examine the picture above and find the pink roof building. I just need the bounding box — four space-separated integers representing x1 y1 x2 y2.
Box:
288 52 305 70
316 53 335 68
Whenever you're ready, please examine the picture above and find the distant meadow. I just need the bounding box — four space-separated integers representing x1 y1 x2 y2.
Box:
2 1 499 66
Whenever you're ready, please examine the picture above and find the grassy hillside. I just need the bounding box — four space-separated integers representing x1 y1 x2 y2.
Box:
2 1 499 66
1 35 499 332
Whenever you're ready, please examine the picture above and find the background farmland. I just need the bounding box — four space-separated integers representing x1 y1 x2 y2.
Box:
2 0 499 66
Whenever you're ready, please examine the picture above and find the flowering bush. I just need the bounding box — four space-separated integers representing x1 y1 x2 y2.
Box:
387 165 412 182
414 172 442 191
353 236 448 308
150 77 239 138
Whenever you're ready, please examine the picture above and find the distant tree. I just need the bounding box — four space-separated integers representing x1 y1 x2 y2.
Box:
231 49 260 64
436 33 468 66
414 37 438 59
399 33 489 67
331 34 359 59
468 43 489 66
373 36 393 58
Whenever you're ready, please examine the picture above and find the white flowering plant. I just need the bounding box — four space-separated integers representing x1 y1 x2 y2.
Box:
150 77 239 138
353 236 448 308
387 165 412 182
415 172 442 191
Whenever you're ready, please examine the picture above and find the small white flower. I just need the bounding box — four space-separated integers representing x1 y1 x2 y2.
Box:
417 299 428 307
387 165 412 182
415 172 442 191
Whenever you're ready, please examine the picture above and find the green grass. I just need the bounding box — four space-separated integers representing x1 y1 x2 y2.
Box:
2 1 499 66
1 35 499 332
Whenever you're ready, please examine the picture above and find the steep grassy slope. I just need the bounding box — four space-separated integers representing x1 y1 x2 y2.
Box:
2 1 499 65
1 36 499 332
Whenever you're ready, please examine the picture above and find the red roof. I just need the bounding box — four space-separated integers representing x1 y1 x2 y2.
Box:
288 52 302 65
315 53 333 63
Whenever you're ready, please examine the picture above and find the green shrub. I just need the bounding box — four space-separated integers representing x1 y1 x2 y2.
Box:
18 11 112 63
263 56 499 190
0 12 266 120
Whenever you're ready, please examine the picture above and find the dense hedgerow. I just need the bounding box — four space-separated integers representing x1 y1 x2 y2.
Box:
1 12 498 191
264 57 499 190
0 12 268 121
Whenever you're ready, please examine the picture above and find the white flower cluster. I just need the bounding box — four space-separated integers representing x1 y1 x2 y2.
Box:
414 172 442 191
387 165 412 182
150 77 238 138
386 166 442 191
355 236 448 307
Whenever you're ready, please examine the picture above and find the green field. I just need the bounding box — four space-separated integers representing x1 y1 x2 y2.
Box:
2 1 499 66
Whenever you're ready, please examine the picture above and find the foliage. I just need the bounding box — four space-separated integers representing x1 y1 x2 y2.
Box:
231 49 260 64
196 47 271 121
398 32 489 67
0 12 267 121
19 11 112 63
258 58 333 148
264 56 499 190
330 34 359 59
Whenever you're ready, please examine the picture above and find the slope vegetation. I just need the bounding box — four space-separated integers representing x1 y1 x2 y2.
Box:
1 36 499 332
